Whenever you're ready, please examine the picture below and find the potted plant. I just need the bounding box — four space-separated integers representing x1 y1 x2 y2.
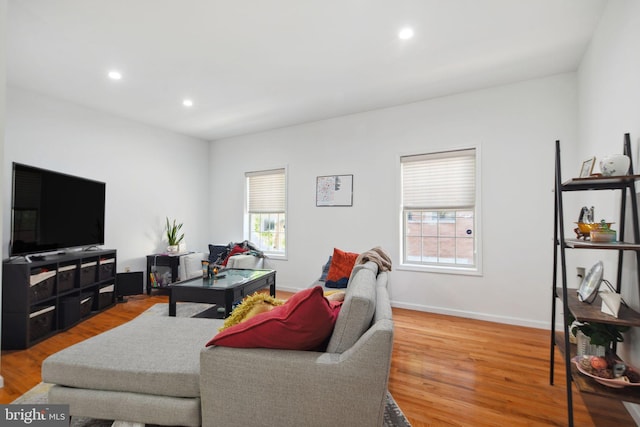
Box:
165 217 184 253
569 314 629 355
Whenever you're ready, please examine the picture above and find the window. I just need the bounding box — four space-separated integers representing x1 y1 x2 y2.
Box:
401 148 477 270
245 168 286 256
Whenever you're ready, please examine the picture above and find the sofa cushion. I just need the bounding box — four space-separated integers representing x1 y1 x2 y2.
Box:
319 255 333 281
325 248 359 288
207 286 341 350
225 253 264 269
374 279 393 323
326 263 378 354
42 315 222 398
208 244 228 265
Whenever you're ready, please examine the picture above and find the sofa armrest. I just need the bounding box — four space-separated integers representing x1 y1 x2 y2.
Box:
200 319 393 427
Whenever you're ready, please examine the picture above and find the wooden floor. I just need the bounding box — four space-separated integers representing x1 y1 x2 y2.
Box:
0 293 637 426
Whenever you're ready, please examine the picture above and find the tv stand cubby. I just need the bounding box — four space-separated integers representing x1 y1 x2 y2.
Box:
2 249 117 349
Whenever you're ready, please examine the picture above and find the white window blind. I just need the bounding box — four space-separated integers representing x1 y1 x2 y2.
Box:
401 149 476 209
246 169 285 213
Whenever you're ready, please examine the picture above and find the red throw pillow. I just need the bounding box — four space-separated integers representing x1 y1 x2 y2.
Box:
206 287 341 350
221 245 248 266
326 248 359 282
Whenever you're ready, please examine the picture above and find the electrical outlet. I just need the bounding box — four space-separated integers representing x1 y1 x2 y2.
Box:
577 266 585 278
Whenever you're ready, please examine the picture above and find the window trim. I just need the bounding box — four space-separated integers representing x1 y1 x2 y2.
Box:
397 145 482 276
244 166 288 260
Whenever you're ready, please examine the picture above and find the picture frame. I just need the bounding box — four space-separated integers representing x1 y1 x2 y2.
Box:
316 174 353 207
580 157 596 178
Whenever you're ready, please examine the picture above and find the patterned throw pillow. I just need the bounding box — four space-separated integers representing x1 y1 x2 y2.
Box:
206 286 341 350
218 293 284 332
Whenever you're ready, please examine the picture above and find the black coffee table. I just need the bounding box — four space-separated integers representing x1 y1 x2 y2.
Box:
168 268 276 318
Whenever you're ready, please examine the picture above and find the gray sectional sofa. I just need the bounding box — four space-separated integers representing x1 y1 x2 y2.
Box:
42 261 393 427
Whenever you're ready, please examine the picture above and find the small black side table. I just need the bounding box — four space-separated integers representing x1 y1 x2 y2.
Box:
146 254 182 294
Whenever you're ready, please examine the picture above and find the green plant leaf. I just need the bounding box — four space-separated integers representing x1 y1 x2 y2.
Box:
569 318 629 348
165 217 185 246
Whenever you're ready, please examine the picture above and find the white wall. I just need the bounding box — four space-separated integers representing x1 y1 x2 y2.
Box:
210 73 578 329
4 87 211 278
576 0 640 421
0 0 7 389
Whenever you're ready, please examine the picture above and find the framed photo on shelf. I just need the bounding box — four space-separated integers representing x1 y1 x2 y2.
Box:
579 157 596 178
316 174 353 207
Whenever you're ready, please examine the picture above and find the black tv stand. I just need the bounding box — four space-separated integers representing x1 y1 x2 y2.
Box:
2 249 117 349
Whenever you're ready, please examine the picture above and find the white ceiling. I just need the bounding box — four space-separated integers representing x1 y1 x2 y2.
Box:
6 0 607 141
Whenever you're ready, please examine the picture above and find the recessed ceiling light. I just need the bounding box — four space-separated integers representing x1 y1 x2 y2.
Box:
108 70 122 80
182 99 194 107
398 27 414 40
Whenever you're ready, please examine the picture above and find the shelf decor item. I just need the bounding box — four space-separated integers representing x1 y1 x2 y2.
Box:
579 156 596 177
572 356 640 388
600 154 630 177
574 221 614 240
165 217 185 253
577 261 603 303
569 316 629 350
601 291 622 318
576 330 606 357
590 223 617 243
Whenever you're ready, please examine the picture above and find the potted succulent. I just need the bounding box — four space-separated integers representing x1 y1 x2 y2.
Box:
165 217 184 253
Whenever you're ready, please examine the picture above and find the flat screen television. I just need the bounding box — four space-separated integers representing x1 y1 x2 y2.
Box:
10 163 106 257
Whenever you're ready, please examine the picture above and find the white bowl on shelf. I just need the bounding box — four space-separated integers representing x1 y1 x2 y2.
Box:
600 154 630 176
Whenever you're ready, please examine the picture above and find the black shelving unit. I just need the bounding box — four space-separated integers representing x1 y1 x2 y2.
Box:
2 249 117 349
550 133 640 426
146 254 181 294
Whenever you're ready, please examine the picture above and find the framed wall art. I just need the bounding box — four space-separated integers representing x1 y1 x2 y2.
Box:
316 174 353 207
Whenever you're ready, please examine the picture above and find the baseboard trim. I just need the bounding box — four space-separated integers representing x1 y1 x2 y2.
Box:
285 285 551 329
389 301 549 330
277 286 303 293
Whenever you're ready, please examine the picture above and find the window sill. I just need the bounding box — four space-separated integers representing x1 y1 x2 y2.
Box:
397 263 482 276
264 254 287 262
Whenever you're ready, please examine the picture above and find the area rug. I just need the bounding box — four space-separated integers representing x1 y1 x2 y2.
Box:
140 302 218 317
12 382 410 427
11 303 411 427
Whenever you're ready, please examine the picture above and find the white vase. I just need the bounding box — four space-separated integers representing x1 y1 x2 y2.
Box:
600 154 630 177
167 245 179 253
